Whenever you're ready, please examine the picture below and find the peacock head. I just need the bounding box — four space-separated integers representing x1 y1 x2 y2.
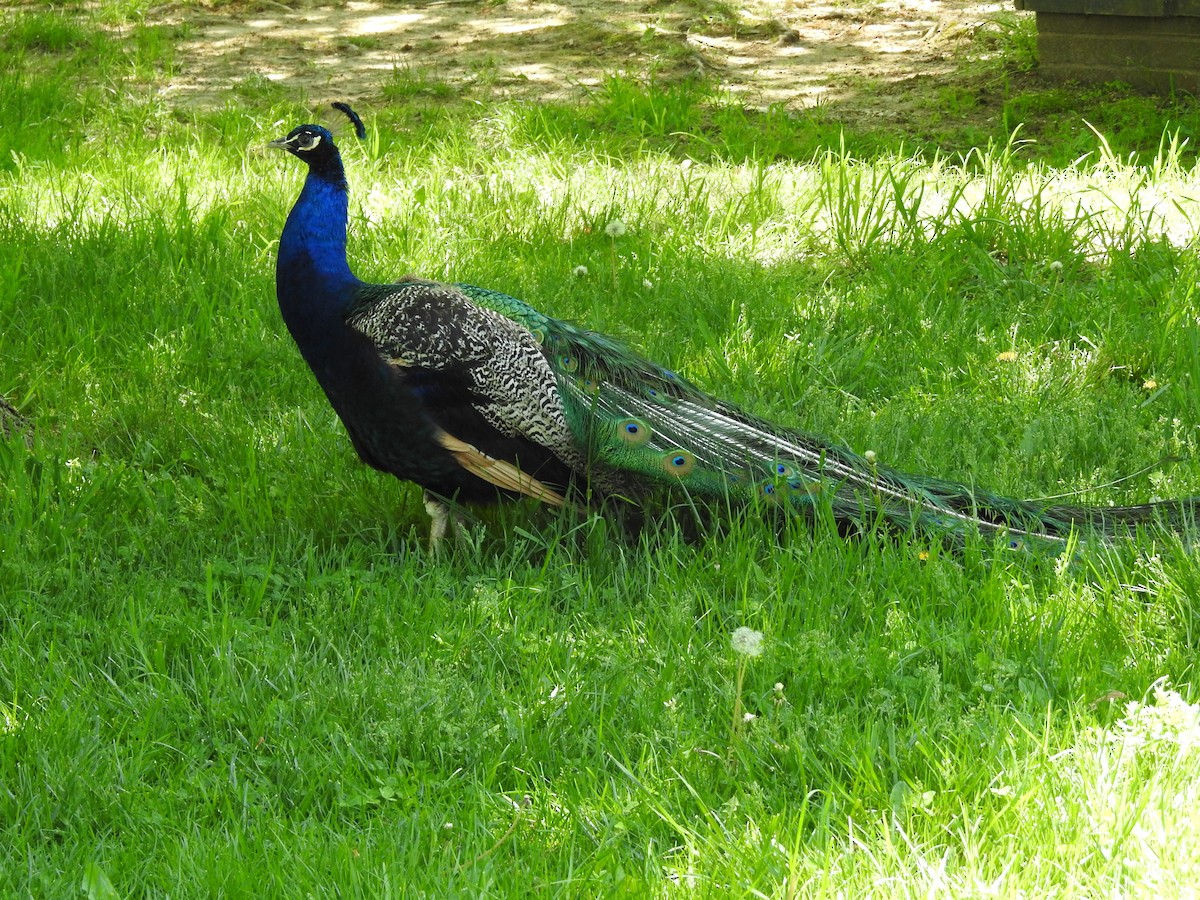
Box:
269 124 340 166
270 105 365 177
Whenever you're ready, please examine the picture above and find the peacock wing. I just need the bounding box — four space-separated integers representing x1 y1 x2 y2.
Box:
452 284 850 513
344 280 592 491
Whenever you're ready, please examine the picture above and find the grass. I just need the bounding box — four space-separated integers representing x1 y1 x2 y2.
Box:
3 3 1200 896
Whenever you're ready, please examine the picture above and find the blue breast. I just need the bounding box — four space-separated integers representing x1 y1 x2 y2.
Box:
276 172 359 336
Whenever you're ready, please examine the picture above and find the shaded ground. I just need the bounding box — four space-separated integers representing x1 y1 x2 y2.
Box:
152 0 1016 115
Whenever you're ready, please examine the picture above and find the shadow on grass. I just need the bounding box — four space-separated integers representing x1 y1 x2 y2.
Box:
6 1 1200 172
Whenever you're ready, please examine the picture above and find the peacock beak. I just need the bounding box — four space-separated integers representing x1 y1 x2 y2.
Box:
268 135 298 150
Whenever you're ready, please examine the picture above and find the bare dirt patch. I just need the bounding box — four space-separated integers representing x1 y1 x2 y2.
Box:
151 0 1015 114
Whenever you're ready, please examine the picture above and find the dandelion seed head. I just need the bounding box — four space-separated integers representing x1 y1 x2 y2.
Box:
572 265 589 277
863 450 877 464
605 219 627 238
732 626 764 657
1049 260 1063 272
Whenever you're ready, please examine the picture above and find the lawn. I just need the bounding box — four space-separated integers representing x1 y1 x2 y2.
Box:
2 2 1200 896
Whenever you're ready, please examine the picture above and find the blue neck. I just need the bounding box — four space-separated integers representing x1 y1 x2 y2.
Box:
276 165 360 328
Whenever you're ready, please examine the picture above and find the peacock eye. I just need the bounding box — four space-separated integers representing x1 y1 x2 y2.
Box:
661 449 695 476
297 132 323 152
614 417 651 445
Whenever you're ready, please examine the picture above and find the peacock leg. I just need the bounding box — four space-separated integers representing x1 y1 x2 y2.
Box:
423 491 464 550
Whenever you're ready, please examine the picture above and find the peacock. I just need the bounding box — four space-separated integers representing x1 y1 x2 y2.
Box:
269 103 1200 551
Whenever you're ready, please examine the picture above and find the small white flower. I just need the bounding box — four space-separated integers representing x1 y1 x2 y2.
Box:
774 682 784 693
1049 260 1063 272
642 278 654 290
572 265 589 277
731 627 764 658
743 712 757 723
605 219 627 238
864 450 877 464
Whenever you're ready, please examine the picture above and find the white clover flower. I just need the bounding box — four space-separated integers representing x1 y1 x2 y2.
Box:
774 682 784 693
864 450 877 464
1049 260 1063 272
572 265 589 277
732 626 764 658
605 219 627 238
642 278 654 290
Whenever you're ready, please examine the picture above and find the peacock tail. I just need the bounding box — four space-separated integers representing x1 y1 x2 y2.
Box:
0 396 30 444
455 284 1200 549
271 104 1200 550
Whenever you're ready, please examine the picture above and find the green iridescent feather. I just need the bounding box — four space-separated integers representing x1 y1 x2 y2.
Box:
455 283 1200 550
